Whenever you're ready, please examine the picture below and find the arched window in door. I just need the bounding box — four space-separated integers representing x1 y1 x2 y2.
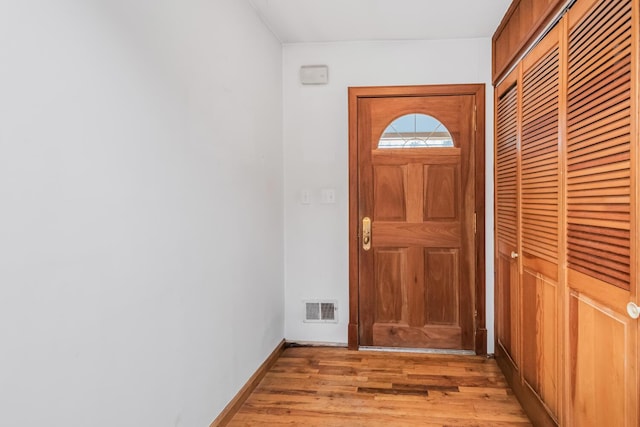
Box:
378 113 454 148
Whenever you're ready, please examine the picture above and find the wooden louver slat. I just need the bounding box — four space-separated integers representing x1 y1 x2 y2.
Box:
567 0 632 290
522 46 560 264
496 85 518 247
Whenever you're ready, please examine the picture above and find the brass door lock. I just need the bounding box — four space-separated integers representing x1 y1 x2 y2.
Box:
362 217 371 251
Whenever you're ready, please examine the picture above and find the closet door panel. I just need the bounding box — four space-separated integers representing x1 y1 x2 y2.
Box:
492 0 566 83
566 0 637 424
522 268 558 416
496 72 520 367
520 25 561 419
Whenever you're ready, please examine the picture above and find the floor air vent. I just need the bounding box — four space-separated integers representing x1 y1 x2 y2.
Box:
304 300 338 323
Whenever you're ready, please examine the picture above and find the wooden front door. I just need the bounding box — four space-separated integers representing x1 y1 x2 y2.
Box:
348 85 485 352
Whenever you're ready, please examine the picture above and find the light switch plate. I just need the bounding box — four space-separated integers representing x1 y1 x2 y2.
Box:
321 188 336 204
301 189 311 205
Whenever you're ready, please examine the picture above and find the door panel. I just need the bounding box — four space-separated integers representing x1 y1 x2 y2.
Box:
566 0 637 424
425 249 460 325
424 165 459 220
373 166 407 221
357 92 476 350
374 249 405 323
496 76 520 364
569 289 628 427
496 244 520 365
522 266 558 416
520 24 560 418
371 222 460 247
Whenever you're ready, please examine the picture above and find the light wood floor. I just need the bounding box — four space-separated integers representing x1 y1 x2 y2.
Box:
227 346 532 426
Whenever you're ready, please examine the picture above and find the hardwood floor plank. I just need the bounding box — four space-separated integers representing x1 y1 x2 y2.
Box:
225 347 531 426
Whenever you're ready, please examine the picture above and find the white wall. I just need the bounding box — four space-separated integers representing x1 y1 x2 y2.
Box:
283 39 495 352
0 1 283 426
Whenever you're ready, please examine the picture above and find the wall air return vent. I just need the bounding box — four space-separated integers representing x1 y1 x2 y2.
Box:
304 300 338 323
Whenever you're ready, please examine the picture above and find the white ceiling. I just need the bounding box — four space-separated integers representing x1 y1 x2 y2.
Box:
249 0 513 44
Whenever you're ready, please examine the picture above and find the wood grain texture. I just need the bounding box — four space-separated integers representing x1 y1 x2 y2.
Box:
373 323 463 349
349 84 486 354
348 89 361 349
519 24 561 421
424 165 458 220
568 292 629 427
492 0 566 83
211 340 286 427
425 250 459 325
493 0 639 425
358 91 474 351
566 0 633 290
474 84 488 355
564 4 638 423
496 82 519 249
496 345 558 427
521 33 560 265
374 249 406 322
521 269 558 417
371 222 461 247
227 347 532 426
495 70 520 367
373 166 407 221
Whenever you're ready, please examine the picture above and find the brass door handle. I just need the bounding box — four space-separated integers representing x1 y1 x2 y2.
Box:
362 217 371 251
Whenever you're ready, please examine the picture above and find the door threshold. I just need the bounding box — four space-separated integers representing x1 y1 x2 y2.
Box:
359 346 476 356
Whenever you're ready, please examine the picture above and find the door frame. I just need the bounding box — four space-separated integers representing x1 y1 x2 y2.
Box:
348 84 487 354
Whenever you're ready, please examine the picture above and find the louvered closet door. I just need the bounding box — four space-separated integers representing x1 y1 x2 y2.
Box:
495 71 520 368
566 0 638 425
519 25 560 419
